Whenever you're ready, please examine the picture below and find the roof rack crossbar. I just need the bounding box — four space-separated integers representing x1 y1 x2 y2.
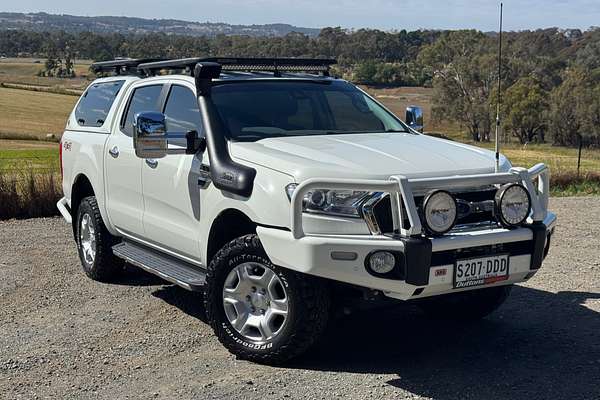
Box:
137 57 337 77
137 57 202 76
90 58 166 75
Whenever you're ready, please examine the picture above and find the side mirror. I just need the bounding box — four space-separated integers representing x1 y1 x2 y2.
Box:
134 111 168 158
406 106 424 133
134 111 206 158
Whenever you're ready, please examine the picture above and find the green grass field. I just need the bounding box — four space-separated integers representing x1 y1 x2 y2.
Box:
0 140 59 172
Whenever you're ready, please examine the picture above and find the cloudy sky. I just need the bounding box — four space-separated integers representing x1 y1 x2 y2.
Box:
4 0 600 31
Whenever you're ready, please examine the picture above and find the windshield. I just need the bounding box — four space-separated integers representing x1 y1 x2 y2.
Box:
211 80 409 141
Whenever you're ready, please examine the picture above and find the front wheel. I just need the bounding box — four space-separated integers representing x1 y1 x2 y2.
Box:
205 234 330 365
418 285 512 321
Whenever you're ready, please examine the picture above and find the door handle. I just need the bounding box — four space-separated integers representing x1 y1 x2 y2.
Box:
108 146 119 158
145 159 158 168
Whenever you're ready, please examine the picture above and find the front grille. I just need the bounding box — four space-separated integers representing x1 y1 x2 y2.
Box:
370 189 499 234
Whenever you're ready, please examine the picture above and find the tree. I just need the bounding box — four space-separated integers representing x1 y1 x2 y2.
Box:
42 43 59 77
63 49 75 77
502 77 548 144
419 30 497 141
575 29 600 70
354 61 378 84
575 75 600 147
548 69 583 147
548 67 600 147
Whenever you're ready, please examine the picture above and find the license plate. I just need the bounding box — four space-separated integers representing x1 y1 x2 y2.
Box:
454 254 509 289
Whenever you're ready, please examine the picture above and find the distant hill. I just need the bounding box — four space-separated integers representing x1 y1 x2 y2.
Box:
0 12 321 37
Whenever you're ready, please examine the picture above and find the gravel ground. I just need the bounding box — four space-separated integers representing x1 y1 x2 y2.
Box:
1 197 599 400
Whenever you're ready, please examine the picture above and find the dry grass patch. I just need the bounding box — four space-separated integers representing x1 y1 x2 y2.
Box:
471 143 600 175
0 87 77 138
0 139 61 219
551 171 600 196
0 171 61 219
0 58 92 90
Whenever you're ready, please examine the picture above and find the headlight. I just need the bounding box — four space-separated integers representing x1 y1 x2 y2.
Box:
286 184 369 217
495 183 531 227
422 190 457 235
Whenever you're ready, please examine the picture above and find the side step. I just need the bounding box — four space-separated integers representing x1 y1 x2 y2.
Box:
112 241 206 291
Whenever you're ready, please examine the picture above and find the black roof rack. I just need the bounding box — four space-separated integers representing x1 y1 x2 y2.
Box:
90 58 166 75
137 57 203 76
137 57 337 77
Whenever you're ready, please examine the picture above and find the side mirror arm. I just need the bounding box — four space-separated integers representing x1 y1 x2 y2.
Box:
185 131 206 154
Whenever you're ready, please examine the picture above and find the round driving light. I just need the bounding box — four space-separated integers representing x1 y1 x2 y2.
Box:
422 190 457 235
368 251 396 274
495 183 531 227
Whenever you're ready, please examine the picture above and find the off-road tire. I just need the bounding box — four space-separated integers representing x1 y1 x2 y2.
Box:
205 234 330 365
75 196 121 281
418 285 512 321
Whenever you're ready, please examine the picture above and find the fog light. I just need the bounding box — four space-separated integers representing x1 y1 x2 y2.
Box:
368 251 396 274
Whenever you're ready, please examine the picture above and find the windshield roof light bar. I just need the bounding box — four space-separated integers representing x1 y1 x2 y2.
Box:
137 57 337 77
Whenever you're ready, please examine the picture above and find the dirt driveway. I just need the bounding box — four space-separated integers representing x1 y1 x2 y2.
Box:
1 197 599 400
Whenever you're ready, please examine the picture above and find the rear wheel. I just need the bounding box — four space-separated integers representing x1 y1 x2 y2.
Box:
205 234 330 365
75 196 121 281
418 285 512 321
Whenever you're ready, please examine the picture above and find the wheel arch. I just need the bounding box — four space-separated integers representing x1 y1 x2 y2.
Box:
71 174 95 211
206 208 257 266
70 173 115 238
70 174 96 236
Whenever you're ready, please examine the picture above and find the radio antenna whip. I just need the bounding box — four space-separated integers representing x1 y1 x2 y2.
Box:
494 2 503 172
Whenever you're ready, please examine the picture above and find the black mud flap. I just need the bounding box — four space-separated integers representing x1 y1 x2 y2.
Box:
401 236 432 286
529 222 548 270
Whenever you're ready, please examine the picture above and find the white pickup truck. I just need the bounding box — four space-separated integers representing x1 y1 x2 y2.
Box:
57 57 556 364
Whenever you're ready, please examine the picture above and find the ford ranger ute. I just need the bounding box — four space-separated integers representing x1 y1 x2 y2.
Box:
57 57 556 364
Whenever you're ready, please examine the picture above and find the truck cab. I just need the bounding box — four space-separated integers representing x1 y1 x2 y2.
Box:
57 57 556 364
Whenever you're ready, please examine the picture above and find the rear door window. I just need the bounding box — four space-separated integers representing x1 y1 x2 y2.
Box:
75 80 125 127
121 85 164 136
